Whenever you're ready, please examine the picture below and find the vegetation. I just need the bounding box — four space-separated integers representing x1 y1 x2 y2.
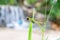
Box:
0 0 16 5
27 0 37 5
27 0 60 40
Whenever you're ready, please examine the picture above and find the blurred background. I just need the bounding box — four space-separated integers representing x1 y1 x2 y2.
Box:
0 0 60 40
0 0 60 30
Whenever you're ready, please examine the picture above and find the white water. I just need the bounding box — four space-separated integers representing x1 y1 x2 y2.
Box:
0 5 29 29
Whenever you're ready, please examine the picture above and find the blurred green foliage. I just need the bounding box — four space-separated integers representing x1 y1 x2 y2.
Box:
27 0 37 5
51 0 60 17
40 0 60 25
0 0 8 4
35 0 60 18
27 0 60 25
0 0 16 5
9 0 16 5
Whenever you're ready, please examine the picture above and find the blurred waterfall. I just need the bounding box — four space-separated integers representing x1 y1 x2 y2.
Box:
0 5 29 29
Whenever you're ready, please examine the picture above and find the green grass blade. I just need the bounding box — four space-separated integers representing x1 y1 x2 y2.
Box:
28 22 33 40
41 27 45 40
